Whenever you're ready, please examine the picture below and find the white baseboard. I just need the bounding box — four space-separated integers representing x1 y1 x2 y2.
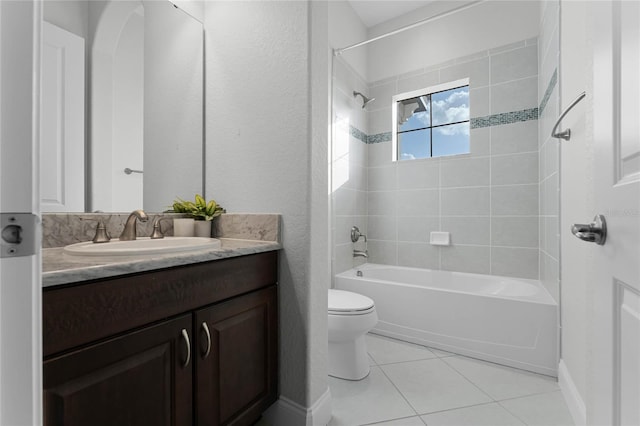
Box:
558 359 587 426
263 387 332 426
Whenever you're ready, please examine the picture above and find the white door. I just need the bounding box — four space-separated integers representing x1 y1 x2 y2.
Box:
0 0 42 424
591 2 640 425
41 21 84 212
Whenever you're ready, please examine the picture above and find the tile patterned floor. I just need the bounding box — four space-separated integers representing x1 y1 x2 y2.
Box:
328 334 574 426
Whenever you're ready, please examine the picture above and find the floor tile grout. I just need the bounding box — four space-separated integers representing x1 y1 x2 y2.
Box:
439 355 498 403
376 362 423 421
331 334 571 426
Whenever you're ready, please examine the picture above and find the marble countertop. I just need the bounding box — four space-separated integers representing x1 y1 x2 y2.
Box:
43 238 281 288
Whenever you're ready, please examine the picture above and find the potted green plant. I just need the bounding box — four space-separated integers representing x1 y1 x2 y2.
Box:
171 195 225 237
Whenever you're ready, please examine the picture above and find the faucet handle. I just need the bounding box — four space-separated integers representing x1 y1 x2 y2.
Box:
351 226 367 243
150 217 172 239
80 218 111 243
92 220 111 243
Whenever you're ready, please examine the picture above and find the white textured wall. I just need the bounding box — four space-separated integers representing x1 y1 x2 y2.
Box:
328 1 368 80
559 0 591 417
205 0 329 409
366 1 539 82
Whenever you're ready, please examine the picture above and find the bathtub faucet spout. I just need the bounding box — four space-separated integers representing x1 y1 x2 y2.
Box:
353 249 368 258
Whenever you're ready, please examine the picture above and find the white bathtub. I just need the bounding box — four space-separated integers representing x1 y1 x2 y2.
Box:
335 263 558 376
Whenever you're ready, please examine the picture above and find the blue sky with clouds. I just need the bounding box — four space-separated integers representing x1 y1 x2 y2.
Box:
398 86 469 160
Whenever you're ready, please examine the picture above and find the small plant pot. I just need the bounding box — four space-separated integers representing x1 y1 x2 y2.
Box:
173 218 195 237
194 220 212 238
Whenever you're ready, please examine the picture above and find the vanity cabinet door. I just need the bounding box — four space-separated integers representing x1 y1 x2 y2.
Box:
195 286 278 426
43 314 193 426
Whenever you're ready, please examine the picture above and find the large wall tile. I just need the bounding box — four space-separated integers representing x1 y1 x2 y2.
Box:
441 187 490 216
540 251 559 302
397 70 440 94
492 152 539 185
368 215 397 241
441 245 491 275
491 76 538 114
540 173 559 216
369 141 393 167
491 120 538 155
397 242 440 269
397 189 439 217
470 127 491 156
491 45 538 84
491 217 539 248
441 157 490 188
491 247 539 279
368 165 397 191
368 190 396 216
368 107 392 136
492 184 538 216
439 57 490 87
470 86 491 118
369 80 398 111
368 240 397 265
397 160 440 189
441 216 491 246
397 216 440 242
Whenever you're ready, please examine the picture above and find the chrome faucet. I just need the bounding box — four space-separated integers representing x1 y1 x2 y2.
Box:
119 209 148 241
353 249 368 258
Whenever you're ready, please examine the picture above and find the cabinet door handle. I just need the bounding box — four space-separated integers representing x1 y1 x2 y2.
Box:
201 321 211 359
181 329 191 368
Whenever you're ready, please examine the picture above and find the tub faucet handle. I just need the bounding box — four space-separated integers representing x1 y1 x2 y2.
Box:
351 226 367 243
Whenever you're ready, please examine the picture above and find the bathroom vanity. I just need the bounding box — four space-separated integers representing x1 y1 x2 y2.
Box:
42 234 280 426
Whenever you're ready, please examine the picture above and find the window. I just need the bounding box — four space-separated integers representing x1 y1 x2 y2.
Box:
393 79 470 161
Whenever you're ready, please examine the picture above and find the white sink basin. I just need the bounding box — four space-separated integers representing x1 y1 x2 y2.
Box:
64 237 221 257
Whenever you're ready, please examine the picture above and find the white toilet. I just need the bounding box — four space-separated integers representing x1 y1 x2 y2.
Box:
328 289 378 380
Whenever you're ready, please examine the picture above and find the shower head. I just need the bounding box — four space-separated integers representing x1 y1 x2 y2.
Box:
353 91 375 109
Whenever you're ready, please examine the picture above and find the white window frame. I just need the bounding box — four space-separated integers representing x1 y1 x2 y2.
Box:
392 78 470 162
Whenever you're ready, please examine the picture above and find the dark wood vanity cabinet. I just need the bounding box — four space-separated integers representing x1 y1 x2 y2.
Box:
43 252 278 426
195 287 277 426
44 314 193 426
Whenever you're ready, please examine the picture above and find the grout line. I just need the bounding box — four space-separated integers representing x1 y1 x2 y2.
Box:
360 414 428 426
439 356 498 403
376 364 423 419
417 400 510 420
496 400 531 426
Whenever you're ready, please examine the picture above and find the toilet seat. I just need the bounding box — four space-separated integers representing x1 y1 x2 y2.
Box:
329 289 375 316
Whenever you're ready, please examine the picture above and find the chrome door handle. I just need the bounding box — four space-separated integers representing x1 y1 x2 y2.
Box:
571 214 607 245
181 329 191 368
201 321 211 359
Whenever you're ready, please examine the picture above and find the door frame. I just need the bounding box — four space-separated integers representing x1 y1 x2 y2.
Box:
0 0 42 424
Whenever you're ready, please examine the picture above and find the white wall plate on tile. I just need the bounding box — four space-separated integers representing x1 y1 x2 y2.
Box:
430 231 450 246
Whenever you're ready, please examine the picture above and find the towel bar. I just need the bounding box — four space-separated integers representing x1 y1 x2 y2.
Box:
551 91 586 141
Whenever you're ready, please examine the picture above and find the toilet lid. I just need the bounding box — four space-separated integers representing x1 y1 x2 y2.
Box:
328 289 375 313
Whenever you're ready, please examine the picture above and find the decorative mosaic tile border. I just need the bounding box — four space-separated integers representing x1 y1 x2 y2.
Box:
539 68 558 115
368 132 392 144
349 105 540 144
470 108 539 129
349 125 368 144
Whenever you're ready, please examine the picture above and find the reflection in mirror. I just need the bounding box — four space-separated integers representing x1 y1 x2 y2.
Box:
42 0 203 213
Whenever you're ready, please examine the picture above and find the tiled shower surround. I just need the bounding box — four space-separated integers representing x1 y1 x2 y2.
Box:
538 0 561 302
332 39 544 280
